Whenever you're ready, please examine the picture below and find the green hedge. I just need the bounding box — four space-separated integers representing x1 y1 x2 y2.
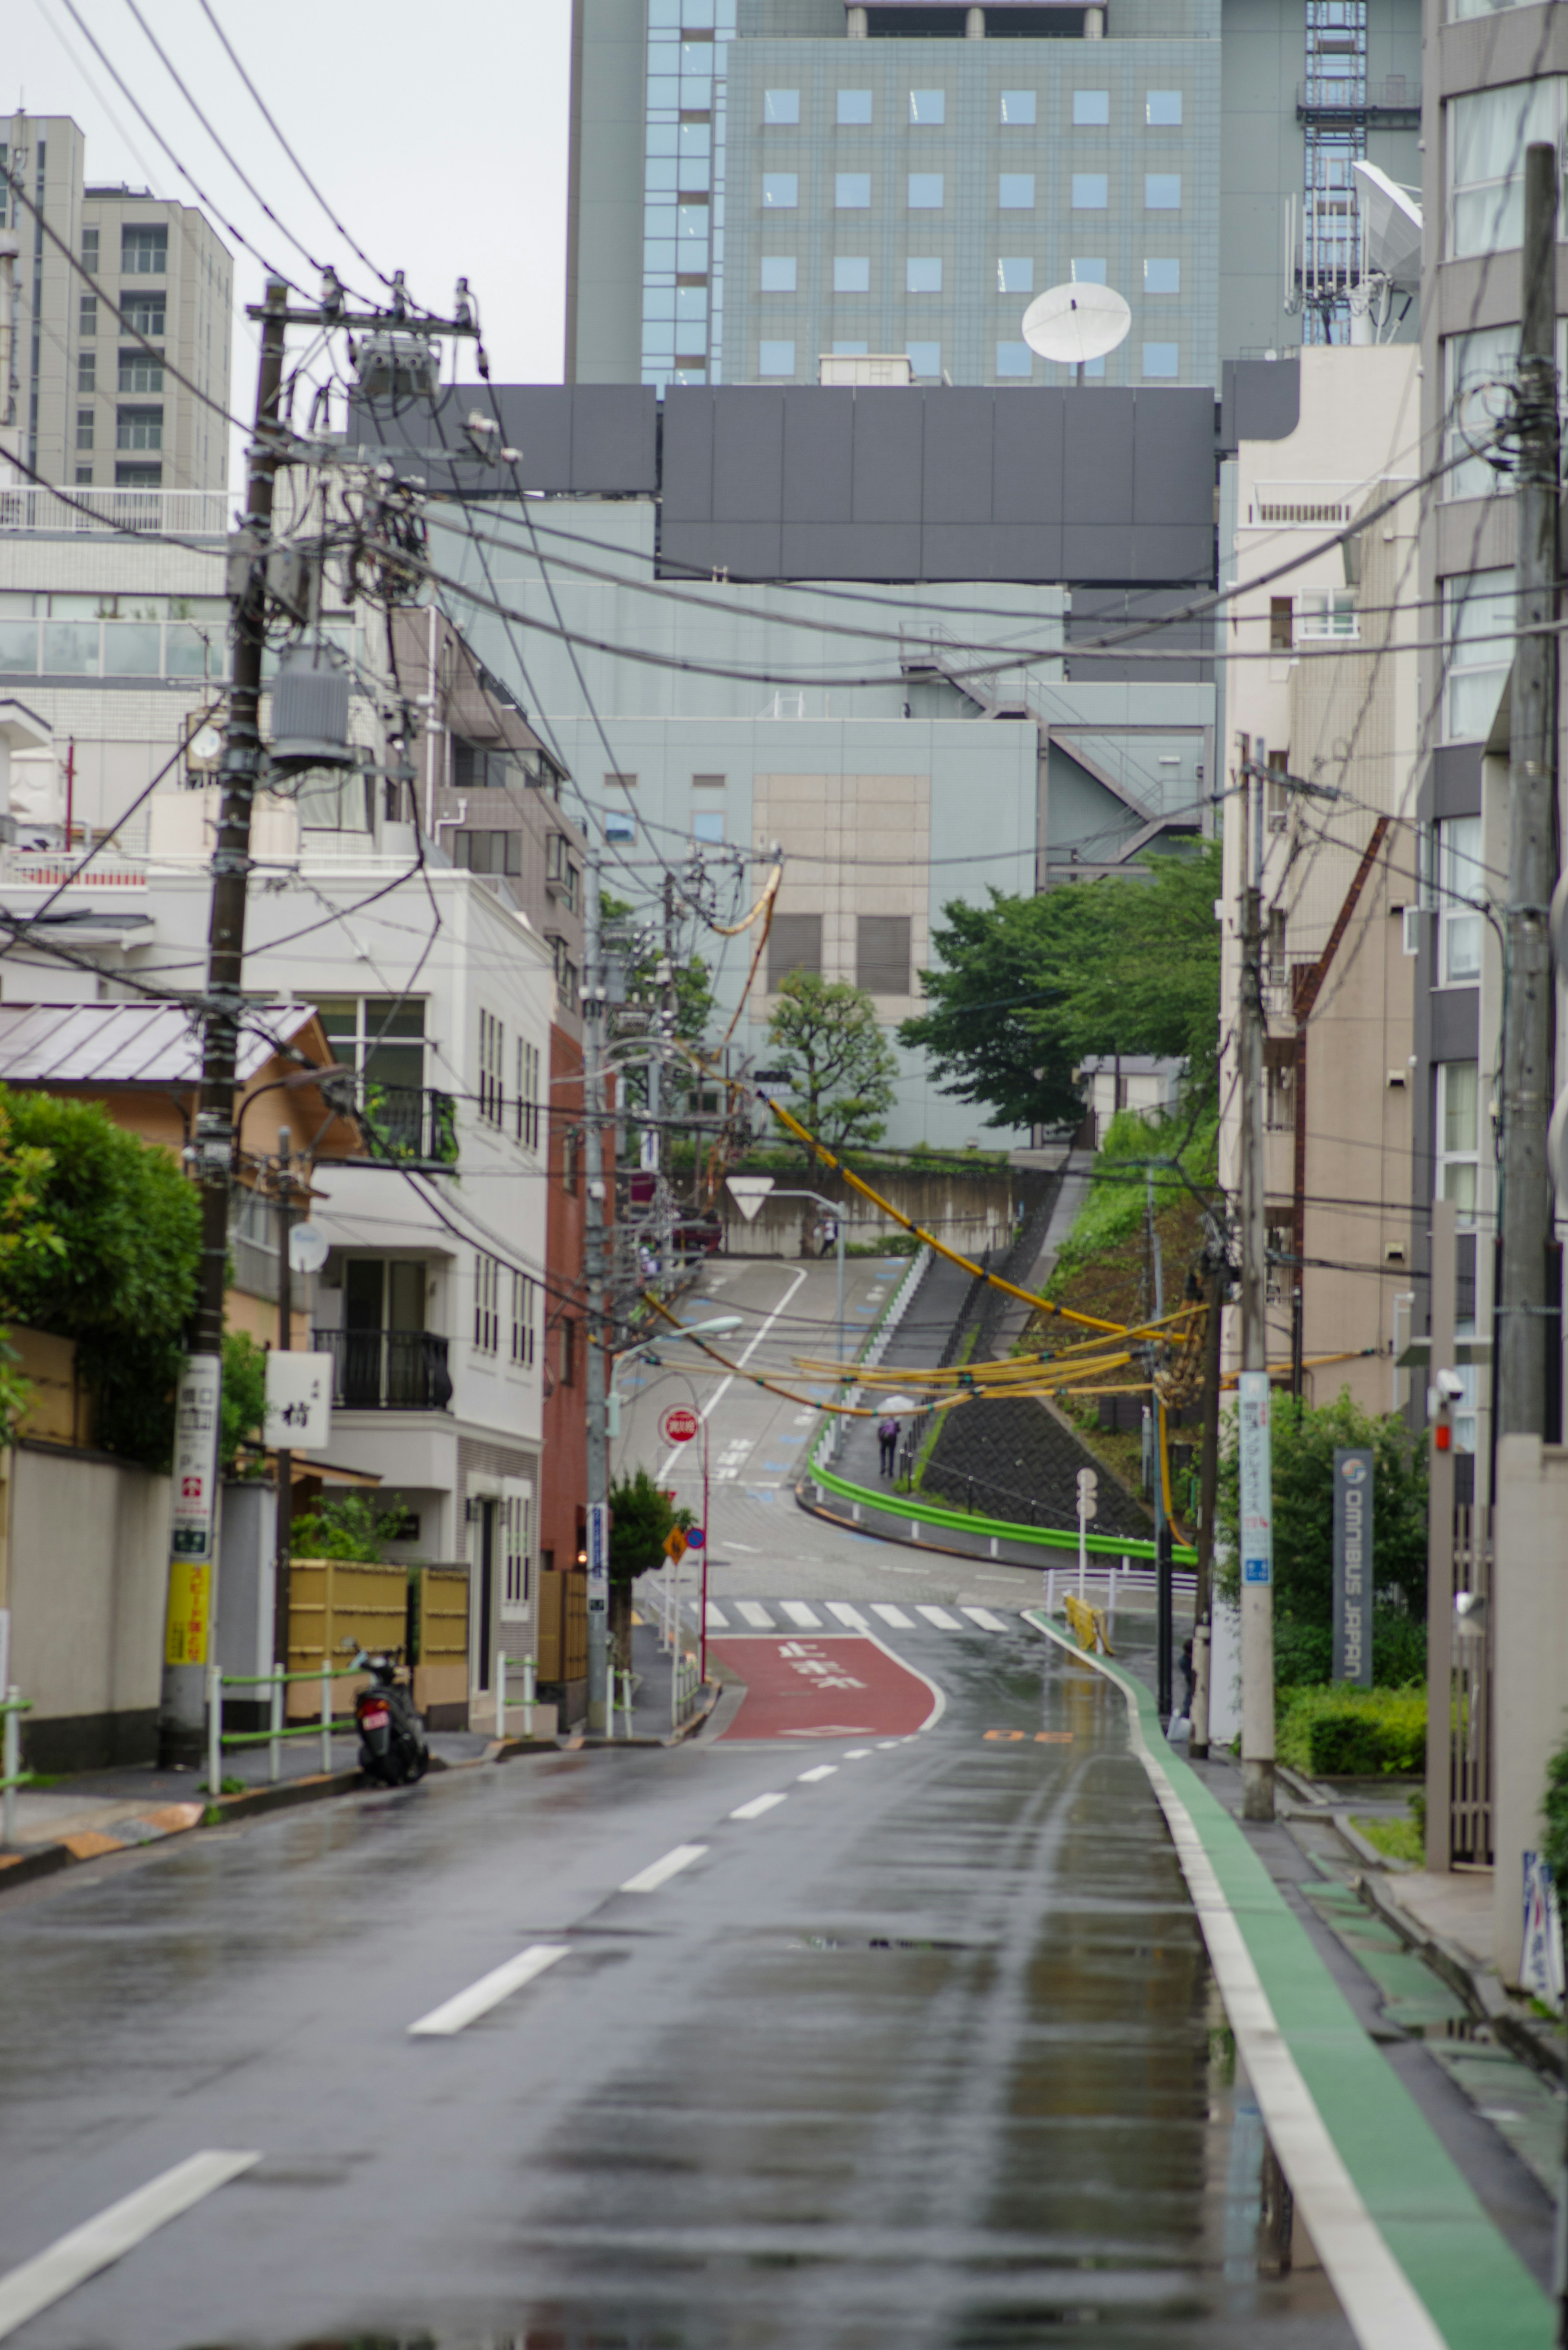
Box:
1277 1684 1426 1777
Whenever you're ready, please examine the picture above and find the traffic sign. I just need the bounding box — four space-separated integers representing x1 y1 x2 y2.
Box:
1076 1466 1098 1522
664 1526 688 1565
661 1406 700 1445
686 1525 705 1547
726 1175 775 1223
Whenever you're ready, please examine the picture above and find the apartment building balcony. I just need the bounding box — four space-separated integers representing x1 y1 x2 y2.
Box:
351 1081 460 1171
313 1329 453 1411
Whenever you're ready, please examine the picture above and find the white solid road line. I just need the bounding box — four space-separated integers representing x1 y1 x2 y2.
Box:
796 1764 837 1783
704 1601 729 1628
620 1843 708 1893
0 2151 261 2343
826 1601 869 1628
779 1600 821 1628
916 1604 962 1630
730 1792 788 1819
656 1265 809 1481
870 1602 914 1627
961 1606 1010 1631
408 1944 569 2037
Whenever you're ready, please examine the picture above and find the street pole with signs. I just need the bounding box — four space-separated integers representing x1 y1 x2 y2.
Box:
1076 1465 1097 1602
161 1355 224 1761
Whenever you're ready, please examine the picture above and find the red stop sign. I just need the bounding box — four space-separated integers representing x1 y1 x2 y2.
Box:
661 1406 700 1444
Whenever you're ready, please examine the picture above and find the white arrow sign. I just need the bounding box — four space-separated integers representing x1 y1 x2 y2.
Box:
726 1176 775 1224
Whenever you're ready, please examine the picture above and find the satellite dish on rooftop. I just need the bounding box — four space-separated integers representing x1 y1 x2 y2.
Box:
1351 161 1423 287
1022 280 1132 369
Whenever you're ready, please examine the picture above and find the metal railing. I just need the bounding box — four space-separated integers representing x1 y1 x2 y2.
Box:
352 1081 459 1168
205 1662 364 1798
494 1650 538 1740
0 849 147 890
1 1687 34 1846
0 484 229 536
312 1328 452 1410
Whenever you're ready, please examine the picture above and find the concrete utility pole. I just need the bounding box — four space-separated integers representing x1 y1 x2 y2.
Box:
1497 144 1560 1443
1237 736 1276 1821
1188 1244 1226 1759
273 1128 294 1675
1423 1197 1457 1875
584 849 612 1732
158 281 289 1764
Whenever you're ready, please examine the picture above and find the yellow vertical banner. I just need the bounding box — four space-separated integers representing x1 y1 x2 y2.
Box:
164 1559 212 1666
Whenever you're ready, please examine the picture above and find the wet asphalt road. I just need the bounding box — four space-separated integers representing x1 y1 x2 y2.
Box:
0 1263 1357 2350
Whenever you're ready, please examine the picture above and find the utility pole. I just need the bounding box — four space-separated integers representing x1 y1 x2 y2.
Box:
1189 1244 1226 1760
1147 1174 1173 1724
272 1127 294 1676
584 848 611 1732
159 280 289 1764
1497 143 1560 1443
1237 734 1276 1821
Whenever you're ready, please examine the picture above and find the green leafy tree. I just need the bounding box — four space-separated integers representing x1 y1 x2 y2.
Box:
0 1088 200 1465
900 843 1222 1131
1216 1389 1428 1684
767 970 897 1158
289 1492 402 1563
220 1330 268 1472
608 1465 695 1669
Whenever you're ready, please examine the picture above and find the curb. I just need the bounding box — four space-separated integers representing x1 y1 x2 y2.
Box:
1027 1608 1551 2350
1357 1867 1565 2084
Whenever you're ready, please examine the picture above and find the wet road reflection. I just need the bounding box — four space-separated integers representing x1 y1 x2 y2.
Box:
0 1620 1355 2349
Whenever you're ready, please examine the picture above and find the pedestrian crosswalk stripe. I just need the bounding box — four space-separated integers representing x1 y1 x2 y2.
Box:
696 1596 1025 1637
735 1600 775 1628
916 1604 961 1629
826 1601 869 1629
705 1601 729 1629
961 1606 1009 1631
779 1600 821 1628
870 1602 914 1627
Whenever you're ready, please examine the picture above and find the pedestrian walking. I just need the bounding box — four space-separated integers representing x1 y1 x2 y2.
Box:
877 1416 899 1476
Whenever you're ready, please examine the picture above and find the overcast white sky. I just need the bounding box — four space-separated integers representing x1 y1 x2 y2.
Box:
11 0 572 471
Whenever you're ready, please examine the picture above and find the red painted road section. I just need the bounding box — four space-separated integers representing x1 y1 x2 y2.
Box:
713 1634 939 1741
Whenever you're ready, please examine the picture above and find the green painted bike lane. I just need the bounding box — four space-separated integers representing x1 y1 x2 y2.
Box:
1026 1611 1551 2350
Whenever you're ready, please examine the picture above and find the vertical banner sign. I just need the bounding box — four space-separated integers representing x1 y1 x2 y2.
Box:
1237 1371 1273 1588
586 1501 610 1625
1332 1446 1375 1685
164 1353 222 1666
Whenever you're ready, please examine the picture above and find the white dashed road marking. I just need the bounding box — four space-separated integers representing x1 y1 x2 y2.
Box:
730 1792 788 1819
620 1844 708 1893
409 1944 569 2036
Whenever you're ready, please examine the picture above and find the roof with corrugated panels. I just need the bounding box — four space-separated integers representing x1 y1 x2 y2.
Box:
0 1002 321 1088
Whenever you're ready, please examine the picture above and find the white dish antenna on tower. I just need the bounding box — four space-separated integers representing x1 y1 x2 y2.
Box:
1351 161 1423 287
1021 280 1133 369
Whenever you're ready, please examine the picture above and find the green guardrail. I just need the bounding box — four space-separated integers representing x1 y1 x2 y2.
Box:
806 1459 1197 1568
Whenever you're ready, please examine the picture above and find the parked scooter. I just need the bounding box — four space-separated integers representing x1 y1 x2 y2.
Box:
343 1643 430 1786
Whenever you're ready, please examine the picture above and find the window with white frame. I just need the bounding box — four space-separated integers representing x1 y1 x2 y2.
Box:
1435 1060 1479 1224
516 1037 541 1150
474 1252 501 1353
510 1270 537 1366
478 1008 505 1126
501 1479 533 1614
1447 79 1566 260
1297 590 1359 639
1432 816 1484 984
1443 569 1515 741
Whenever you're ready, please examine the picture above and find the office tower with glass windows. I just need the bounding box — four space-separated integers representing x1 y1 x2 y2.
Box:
566 0 1420 389
0 112 233 493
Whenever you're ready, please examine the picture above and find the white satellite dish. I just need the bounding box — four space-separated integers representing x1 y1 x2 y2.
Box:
1351 161 1422 287
289 1220 331 1274
1022 280 1132 369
